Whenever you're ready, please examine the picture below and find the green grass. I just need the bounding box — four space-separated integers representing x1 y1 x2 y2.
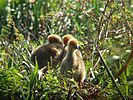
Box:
0 0 133 99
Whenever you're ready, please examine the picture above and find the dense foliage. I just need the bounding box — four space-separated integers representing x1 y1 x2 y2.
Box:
0 0 133 99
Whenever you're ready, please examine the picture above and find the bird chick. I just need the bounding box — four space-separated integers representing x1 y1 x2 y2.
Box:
31 34 63 69
53 34 74 63
62 34 74 59
60 38 86 86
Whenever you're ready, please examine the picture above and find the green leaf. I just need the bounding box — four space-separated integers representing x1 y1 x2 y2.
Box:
0 0 7 10
73 16 84 34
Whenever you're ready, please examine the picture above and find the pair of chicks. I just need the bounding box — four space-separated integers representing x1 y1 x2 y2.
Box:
31 34 86 86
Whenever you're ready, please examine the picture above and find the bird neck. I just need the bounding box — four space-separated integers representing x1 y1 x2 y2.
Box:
67 47 76 61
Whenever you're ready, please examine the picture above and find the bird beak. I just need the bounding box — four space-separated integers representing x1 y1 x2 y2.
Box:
76 45 79 49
